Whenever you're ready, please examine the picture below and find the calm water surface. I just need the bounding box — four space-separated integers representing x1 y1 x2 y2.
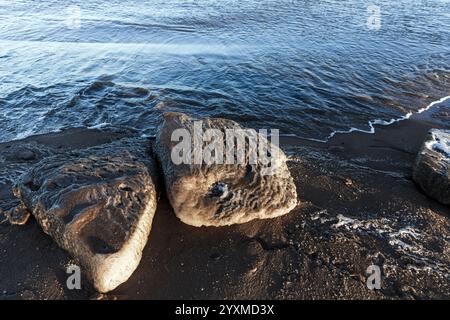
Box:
0 0 449 142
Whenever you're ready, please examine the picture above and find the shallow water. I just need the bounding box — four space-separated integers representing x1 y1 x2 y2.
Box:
0 0 449 142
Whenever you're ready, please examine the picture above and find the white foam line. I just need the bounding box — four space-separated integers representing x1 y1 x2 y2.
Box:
328 95 450 140
289 95 450 143
87 122 111 129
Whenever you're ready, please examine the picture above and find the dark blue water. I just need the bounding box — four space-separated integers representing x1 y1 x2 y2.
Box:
0 0 449 142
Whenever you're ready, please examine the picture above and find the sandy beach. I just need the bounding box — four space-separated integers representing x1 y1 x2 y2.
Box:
1 104 449 300
2 0 450 305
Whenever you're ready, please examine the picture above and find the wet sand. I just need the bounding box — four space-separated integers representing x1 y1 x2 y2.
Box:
1 111 449 299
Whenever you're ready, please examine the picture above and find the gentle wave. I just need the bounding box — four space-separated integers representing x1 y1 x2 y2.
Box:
0 39 243 56
299 95 450 143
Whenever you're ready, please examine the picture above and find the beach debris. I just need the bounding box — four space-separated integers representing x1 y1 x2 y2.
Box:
413 129 450 205
13 137 159 292
5 202 30 225
154 112 297 227
4 186 31 225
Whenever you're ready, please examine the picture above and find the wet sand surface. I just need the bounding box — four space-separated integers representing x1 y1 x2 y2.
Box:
1 112 449 299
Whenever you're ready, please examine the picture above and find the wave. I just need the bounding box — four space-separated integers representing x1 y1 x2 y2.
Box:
0 39 243 56
297 95 450 143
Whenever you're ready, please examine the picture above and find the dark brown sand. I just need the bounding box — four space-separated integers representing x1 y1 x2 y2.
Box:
1 112 449 299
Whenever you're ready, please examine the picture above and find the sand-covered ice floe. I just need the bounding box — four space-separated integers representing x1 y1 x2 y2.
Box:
12 137 159 293
413 129 450 205
154 112 298 227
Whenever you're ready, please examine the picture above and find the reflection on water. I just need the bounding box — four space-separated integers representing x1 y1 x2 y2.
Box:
0 0 449 142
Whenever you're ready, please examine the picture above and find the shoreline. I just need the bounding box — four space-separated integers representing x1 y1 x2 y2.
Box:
3 95 449 147
1 109 449 299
